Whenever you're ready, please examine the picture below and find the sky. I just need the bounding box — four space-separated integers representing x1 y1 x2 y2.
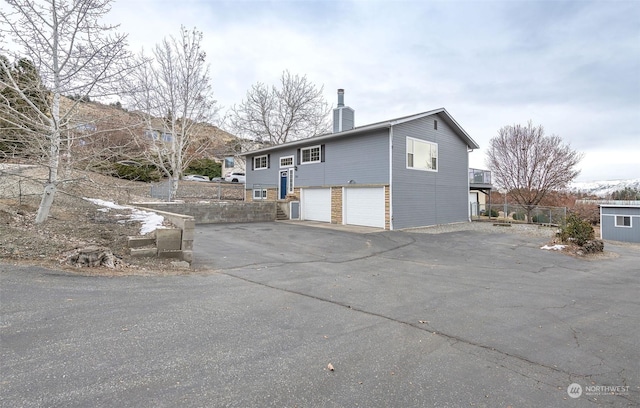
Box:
104 0 640 182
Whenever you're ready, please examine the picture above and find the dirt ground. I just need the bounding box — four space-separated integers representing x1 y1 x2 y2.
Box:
0 164 217 276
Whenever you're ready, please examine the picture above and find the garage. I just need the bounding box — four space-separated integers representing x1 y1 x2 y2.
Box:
301 188 331 222
344 187 385 228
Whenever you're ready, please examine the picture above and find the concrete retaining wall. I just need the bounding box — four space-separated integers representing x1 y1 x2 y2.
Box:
128 209 195 264
133 201 277 224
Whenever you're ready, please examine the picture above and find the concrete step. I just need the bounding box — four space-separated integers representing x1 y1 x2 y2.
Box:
128 236 156 248
130 247 157 257
276 208 288 220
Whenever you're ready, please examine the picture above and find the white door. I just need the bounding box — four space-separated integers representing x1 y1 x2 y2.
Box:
301 188 331 222
344 187 385 228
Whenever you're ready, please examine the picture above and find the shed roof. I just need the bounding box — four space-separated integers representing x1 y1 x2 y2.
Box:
243 107 480 156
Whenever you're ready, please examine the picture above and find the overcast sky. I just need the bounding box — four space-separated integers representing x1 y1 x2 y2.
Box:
106 0 639 182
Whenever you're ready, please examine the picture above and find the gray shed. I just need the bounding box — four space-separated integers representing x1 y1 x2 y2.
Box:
600 203 640 243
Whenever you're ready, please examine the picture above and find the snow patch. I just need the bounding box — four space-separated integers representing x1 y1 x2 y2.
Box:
84 198 164 235
541 244 566 251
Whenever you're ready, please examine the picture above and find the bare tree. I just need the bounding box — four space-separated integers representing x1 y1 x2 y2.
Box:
125 26 217 199
0 0 133 223
487 121 583 222
229 70 331 145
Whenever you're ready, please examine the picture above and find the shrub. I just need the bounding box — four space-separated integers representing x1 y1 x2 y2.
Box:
512 212 526 221
113 162 161 182
559 213 595 246
488 208 499 217
532 213 550 224
185 159 221 179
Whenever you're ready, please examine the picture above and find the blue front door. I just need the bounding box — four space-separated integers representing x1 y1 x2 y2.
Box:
280 171 287 200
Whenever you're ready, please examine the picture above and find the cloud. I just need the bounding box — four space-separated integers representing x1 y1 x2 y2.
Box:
103 0 638 181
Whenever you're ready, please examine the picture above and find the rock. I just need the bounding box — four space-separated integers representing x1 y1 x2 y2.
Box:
581 239 604 254
170 260 191 269
66 246 122 268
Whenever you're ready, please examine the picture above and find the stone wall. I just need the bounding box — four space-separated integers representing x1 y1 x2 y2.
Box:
133 201 277 224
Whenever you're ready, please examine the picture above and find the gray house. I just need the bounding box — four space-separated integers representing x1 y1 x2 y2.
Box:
243 89 480 230
600 203 640 243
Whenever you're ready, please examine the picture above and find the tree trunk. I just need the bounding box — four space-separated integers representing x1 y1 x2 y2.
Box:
35 183 56 223
35 93 61 224
170 176 179 201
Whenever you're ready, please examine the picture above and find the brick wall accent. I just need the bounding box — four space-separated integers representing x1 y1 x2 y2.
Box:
331 187 343 225
385 185 390 230
289 188 300 201
245 188 277 202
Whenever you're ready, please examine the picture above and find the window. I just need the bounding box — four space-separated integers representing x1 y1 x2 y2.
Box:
434 120 438 130
254 155 268 170
407 137 438 171
615 215 632 227
280 156 294 167
301 145 321 164
288 168 294 194
253 189 268 200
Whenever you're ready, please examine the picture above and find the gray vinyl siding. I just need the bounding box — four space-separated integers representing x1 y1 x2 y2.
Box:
246 129 389 188
332 107 355 133
391 114 469 229
601 206 640 243
319 129 388 185
245 150 296 188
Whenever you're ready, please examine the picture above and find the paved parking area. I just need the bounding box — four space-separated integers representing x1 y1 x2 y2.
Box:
1 222 639 407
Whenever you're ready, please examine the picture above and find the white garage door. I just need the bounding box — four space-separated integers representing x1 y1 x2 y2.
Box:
301 188 331 222
344 187 385 228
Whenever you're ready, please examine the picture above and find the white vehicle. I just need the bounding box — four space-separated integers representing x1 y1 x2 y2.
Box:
224 172 246 183
183 174 210 182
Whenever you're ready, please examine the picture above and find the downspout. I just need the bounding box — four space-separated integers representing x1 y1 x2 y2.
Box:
389 124 394 230
467 147 472 221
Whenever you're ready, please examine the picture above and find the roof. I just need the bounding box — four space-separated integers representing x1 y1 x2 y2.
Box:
242 107 480 156
600 203 640 208
580 200 640 208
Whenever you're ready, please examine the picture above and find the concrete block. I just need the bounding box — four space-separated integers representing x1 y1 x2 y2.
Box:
130 247 157 257
181 250 193 263
158 250 183 259
127 236 156 248
182 228 195 241
182 240 193 251
156 228 182 251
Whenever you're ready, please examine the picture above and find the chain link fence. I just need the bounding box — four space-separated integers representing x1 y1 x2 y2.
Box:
1 164 245 204
150 179 245 202
472 202 567 226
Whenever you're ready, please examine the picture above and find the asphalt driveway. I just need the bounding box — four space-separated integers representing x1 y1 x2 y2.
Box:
1 222 638 407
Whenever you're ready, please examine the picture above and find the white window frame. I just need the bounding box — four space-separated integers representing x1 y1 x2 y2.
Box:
406 137 438 172
288 168 295 194
253 189 268 200
254 155 268 170
280 155 294 168
615 215 632 228
301 145 321 164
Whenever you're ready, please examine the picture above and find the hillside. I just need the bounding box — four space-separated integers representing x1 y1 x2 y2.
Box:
0 164 238 275
570 178 640 197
